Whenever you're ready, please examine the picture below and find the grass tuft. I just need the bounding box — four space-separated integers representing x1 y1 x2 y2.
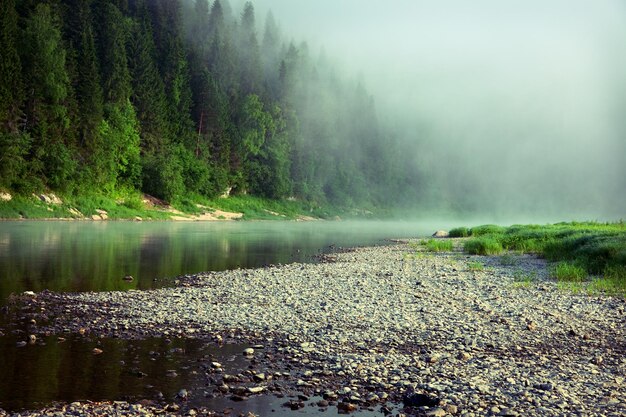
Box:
551 262 587 282
449 227 470 237
464 237 504 255
468 261 484 271
425 239 454 252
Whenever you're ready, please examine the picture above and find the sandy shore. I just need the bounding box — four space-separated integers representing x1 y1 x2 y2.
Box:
6 242 626 416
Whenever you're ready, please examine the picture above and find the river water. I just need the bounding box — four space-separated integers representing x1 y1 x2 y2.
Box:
0 220 439 414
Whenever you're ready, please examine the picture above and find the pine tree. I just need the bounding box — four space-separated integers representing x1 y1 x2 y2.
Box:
0 0 23 132
238 2 262 97
21 3 76 190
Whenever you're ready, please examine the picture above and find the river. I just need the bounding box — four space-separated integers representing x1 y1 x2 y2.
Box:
0 220 440 414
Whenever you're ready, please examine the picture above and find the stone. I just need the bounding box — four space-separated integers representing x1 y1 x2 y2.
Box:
123 275 134 282
403 391 440 407
534 383 554 391
445 404 458 414
247 386 265 394
252 373 265 382
176 389 188 400
425 408 446 417
243 348 254 356
92 348 103 355
16 341 27 348
432 230 450 238
337 402 358 413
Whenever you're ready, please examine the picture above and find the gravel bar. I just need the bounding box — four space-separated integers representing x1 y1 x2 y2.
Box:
7 242 626 417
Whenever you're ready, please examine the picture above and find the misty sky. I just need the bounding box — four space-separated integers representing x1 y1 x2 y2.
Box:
246 0 626 220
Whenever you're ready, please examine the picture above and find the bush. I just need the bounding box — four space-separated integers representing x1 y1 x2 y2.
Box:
449 227 470 237
464 237 504 255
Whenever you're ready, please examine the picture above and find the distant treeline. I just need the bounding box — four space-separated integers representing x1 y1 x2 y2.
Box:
0 0 419 207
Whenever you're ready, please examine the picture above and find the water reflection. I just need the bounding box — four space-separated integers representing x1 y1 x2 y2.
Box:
0 221 433 303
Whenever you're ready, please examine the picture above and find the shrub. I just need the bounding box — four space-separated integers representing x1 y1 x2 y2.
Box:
449 227 470 237
464 237 504 255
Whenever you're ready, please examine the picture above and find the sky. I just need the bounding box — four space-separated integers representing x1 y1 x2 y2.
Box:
243 0 626 220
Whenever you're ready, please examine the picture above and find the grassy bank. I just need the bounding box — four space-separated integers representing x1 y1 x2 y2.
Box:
452 222 626 296
0 191 346 221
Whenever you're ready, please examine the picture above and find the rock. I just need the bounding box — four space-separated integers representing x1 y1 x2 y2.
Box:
176 389 188 401
230 395 247 402
243 347 254 356
166 370 178 378
247 386 265 394
223 374 238 383
0 192 12 201
432 230 450 238
252 373 265 382
92 348 103 355
457 352 471 361
445 404 458 414
283 400 304 410
403 391 440 407
123 275 134 281
210 362 222 369
498 409 519 416
22 291 36 297
317 400 329 407
425 408 446 417
337 402 358 414
534 383 554 391
28 334 37 344
16 341 27 348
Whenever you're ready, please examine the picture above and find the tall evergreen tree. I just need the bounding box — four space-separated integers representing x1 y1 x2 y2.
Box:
21 3 76 190
0 0 23 132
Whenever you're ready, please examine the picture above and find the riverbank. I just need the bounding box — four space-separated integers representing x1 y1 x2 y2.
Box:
0 192 335 221
5 241 625 416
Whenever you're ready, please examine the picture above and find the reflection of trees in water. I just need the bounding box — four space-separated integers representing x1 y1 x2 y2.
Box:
0 221 433 302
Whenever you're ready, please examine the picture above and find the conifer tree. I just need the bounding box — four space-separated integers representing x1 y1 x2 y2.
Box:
0 0 23 132
21 3 76 190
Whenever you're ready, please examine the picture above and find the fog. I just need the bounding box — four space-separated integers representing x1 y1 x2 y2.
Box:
244 0 626 221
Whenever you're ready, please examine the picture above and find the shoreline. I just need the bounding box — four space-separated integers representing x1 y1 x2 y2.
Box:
4 242 626 416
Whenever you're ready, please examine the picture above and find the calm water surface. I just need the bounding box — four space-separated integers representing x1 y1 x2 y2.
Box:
0 220 435 303
0 220 435 413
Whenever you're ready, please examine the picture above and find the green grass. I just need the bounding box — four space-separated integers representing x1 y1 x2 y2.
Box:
424 239 454 252
463 237 504 255
468 261 484 271
552 262 586 282
470 224 506 236
455 221 626 296
449 227 470 237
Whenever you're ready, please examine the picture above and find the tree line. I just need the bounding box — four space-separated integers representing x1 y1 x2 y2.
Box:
0 0 419 207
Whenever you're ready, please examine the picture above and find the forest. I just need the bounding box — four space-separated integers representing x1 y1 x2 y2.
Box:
0 0 420 210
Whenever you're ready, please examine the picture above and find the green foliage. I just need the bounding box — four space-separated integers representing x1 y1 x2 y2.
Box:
449 227 470 237
468 261 484 271
425 239 454 252
458 222 626 296
470 224 506 236
464 237 504 255
0 132 32 189
2 0 425 214
0 0 23 131
552 262 587 282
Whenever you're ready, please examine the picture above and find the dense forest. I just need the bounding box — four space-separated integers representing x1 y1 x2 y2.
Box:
0 0 420 208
